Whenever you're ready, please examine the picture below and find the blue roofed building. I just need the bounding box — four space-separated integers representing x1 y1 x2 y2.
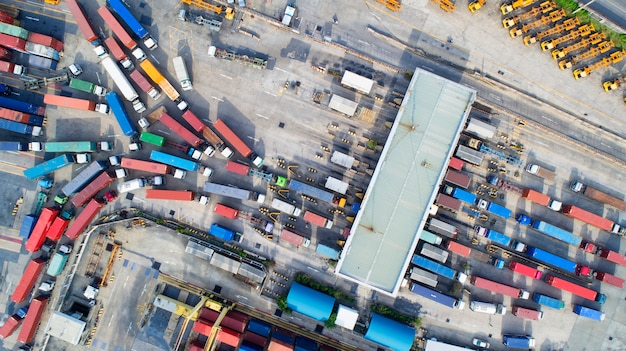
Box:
286 282 336 321
364 313 415 351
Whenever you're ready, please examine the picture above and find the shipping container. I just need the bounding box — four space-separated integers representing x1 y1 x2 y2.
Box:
139 131 166 146
330 151 355 168
101 57 143 112
128 69 161 99
465 118 496 139
599 249 626 266
522 188 551 206
444 169 471 189
180 110 205 133
214 203 239 219
46 252 68 276
446 240 471 257
303 210 333 229
294 336 317 351
217 327 241 347
66 0 99 42
27 32 63 53
562 205 614 232
106 91 138 137
246 319 272 337
25 41 60 61
532 220 581 246
199 308 248 332
155 110 202 147
0 107 44 126
150 150 198 172
512 306 543 320
43 94 96 111
324 176 349 195
470 275 529 299
289 180 334 203
0 315 21 339
202 126 228 151
573 304 605 321
121 157 169 174
203 182 255 201
97 6 137 49
316 244 340 259
0 10 15 25
411 255 462 281
19 214 38 239
45 216 70 241
509 261 542 279
25 208 58 252
532 293 565 309
545 275 605 302
0 32 26 51
71 172 115 207
475 226 512 246
61 160 107 196
23 154 73 179
192 318 213 336
240 341 264 351
502 335 535 349
213 118 262 167
280 228 310 247
409 267 438 287
17 296 48 344
11 258 46 303
145 189 194 201
0 118 41 136
65 199 104 240
420 230 443 245
28 54 58 70
226 161 250 176
209 223 240 242
409 282 465 309
44 141 97 153
435 193 462 212
243 334 266 349
108 0 157 49
428 218 458 238
449 187 476 204
0 95 45 116
594 271 625 288
271 198 301 216
0 22 28 40
527 247 577 274
421 242 449 263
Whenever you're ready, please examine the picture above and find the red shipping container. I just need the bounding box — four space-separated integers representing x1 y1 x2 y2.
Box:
65 0 98 42
182 110 206 133
243 331 267 347
545 275 599 301
446 240 471 257
27 32 63 52
521 189 551 207
562 205 614 232
25 208 58 252
0 10 15 25
192 318 213 336
225 161 250 176
594 271 625 288
45 216 70 241
448 157 463 170
512 306 543 320
0 315 21 339
444 169 471 189
0 33 26 51
213 119 253 158
470 275 525 298
435 193 462 212
104 37 128 61
509 261 542 279
599 249 626 266
145 189 194 201
0 107 33 124
159 111 202 147
121 157 170 174
0 46 10 60
65 199 104 240
17 296 48 344
187 340 204 351
199 308 248 332
214 204 239 219
217 327 241 347
303 211 332 228
71 172 115 207
97 6 137 50
43 94 96 111
11 258 46 303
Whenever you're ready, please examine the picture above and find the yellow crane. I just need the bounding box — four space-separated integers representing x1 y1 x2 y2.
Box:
540 23 593 51
502 1 555 28
204 304 234 351
468 0 486 13
501 0 535 15
550 29 602 57
523 16 579 45
181 0 223 15
511 9 565 38
573 51 625 79
558 40 614 70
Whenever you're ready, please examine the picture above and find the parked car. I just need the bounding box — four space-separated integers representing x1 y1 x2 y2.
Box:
472 338 490 349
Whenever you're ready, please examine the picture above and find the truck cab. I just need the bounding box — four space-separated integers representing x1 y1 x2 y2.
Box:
95 103 110 114
515 213 531 225
173 169 187 179
74 153 91 164
132 48 147 62
570 180 584 192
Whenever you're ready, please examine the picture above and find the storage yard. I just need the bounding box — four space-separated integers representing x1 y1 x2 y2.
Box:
0 0 625 351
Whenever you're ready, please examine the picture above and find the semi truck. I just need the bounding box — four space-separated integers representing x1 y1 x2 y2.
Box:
121 157 173 175
470 276 530 299
0 59 25 75
16 296 48 344
409 267 439 287
138 59 187 110
409 282 465 309
69 78 107 96
444 169 471 189
146 189 194 201
172 56 192 91
512 306 543 320
150 150 198 172
98 7 137 49
469 300 506 315
0 141 39 151
149 108 205 152
43 94 108 114
105 91 138 137
502 335 535 349
533 292 565 309
45 217 70 241
0 107 45 126
446 186 477 204
562 205 617 233
477 199 511 219
289 180 334 203
475 226 512 246
71 172 115 207
100 56 146 113
129 69 160 100
421 243 449 263
271 198 301 216
0 94 46 115
573 305 605 321
509 261 542 279
545 275 606 303
214 204 239 219
226 161 250 176
24 208 57 252
420 230 443 245
23 154 74 179
213 119 263 167
531 220 581 246
103 37 133 69
25 42 60 61
202 126 234 158
66 0 99 43
64 199 104 240
0 117 41 136
11 258 46 303
43 141 109 153
203 182 265 203
598 249 626 266
61 160 107 196
108 0 158 50
279 228 311 247
411 254 467 282
428 218 459 238
593 271 625 288
570 181 626 211
522 188 562 210
210 223 242 242
524 246 578 274
303 210 333 229
525 163 556 181
180 109 205 132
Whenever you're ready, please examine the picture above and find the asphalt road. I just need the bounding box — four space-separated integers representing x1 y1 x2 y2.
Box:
578 0 626 32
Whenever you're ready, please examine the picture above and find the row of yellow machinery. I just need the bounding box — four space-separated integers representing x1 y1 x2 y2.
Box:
181 0 236 20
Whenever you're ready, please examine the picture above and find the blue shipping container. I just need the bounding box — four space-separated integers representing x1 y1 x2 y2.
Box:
409 282 458 308
573 305 605 321
23 154 74 179
411 255 456 279
527 246 577 273
246 319 272 337
19 215 38 238
209 223 235 241
532 221 582 246
532 293 565 309
239 342 263 351
315 244 339 260
0 95 46 116
486 202 511 219
485 229 511 246
150 150 198 171
107 0 149 38
271 330 295 345
289 180 334 203
502 335 535 349
452 188 477 204
0 118 37 136
0 141 27 151
294 336 317 351
106 91 137 137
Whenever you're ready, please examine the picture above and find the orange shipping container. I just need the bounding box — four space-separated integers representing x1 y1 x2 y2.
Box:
43 94 95 111
446 240 472 257
217 328 241 347
121 157 170 174
521 189 551 207
192 318 213 336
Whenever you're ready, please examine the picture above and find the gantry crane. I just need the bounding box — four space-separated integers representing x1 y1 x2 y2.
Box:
501 0 536 15
552 31 605 59
502 1 555 28
181 0 223 15
540 23 593 51
523 17 579 45
204 304 234 351
558 40 614 70
573 51 625 79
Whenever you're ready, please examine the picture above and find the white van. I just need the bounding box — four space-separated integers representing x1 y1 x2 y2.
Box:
470 301 506 315
117 178 146 193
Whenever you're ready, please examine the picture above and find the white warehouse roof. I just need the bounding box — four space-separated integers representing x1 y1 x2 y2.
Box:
335 305 359 330
329 94 359 116
45 311 87 345
341 71 374 94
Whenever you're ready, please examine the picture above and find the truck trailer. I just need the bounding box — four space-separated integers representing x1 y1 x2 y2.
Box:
532 292 565 309
64 199 104 240
271 198 301 216
411 255 467 282
71 172 115 207
45 216 70 241
477 199 511 219
0 107 45 126
150 150 198 172
11 258 46 303
444 169 471 189
289 180 334 203
428 218 459 238
23 154 74 179
545 275 606 303
279 228 310 247
225 161 250 176
598 249 626 266
470 275 530 299
210 223 242 242
562 205 616 232
150 108 203 148
172 56 192 91
146 189 194 201
303 210 333 229
512 306 543 320
100 56 146 112
202 127 233 158
532 220 582 246
213 119 263 167
69 78 107 96
121 157 171 175
420 230 443 245
103 37 133 69
570 181 626 211
509 261 542 279
475 226 512 246
19 215 38 239
66 0 99 42
0 95 45 115
409 282 465 309
502 335 535 349
24 208 57 252
573 304 605 321
25 42 60 61
526 246 577 274
129 69 160 99
0 118 41 136
16 296 48 344
61 160 107 196
447 187 477 204
521 188 551 207
435 193 462 213
445 240 472 257
43 94 108 114
420 243 449 263
525 163 555 180
98 7 137 49
593 271 625 288
203 182 264 202
214 204 239 219
108 0 158 50
409 267 439 287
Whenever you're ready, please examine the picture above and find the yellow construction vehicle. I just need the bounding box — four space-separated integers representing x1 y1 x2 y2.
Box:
468 0 486 13
502 1 555 28
377 0 402 11
224 7 235 20
553 32 607 60
573 51 625 79
541 24 593 51
501 0 535 15
432 0 456 12
602 77 626 92
510 9 564 38
181 0 223 15
558 40 613 70
524 17 580 46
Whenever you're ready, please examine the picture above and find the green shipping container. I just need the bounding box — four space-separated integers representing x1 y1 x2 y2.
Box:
0 22 29 40
46 253 68 276
69 78 95 94
140 132 166 147
45 141 97 152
